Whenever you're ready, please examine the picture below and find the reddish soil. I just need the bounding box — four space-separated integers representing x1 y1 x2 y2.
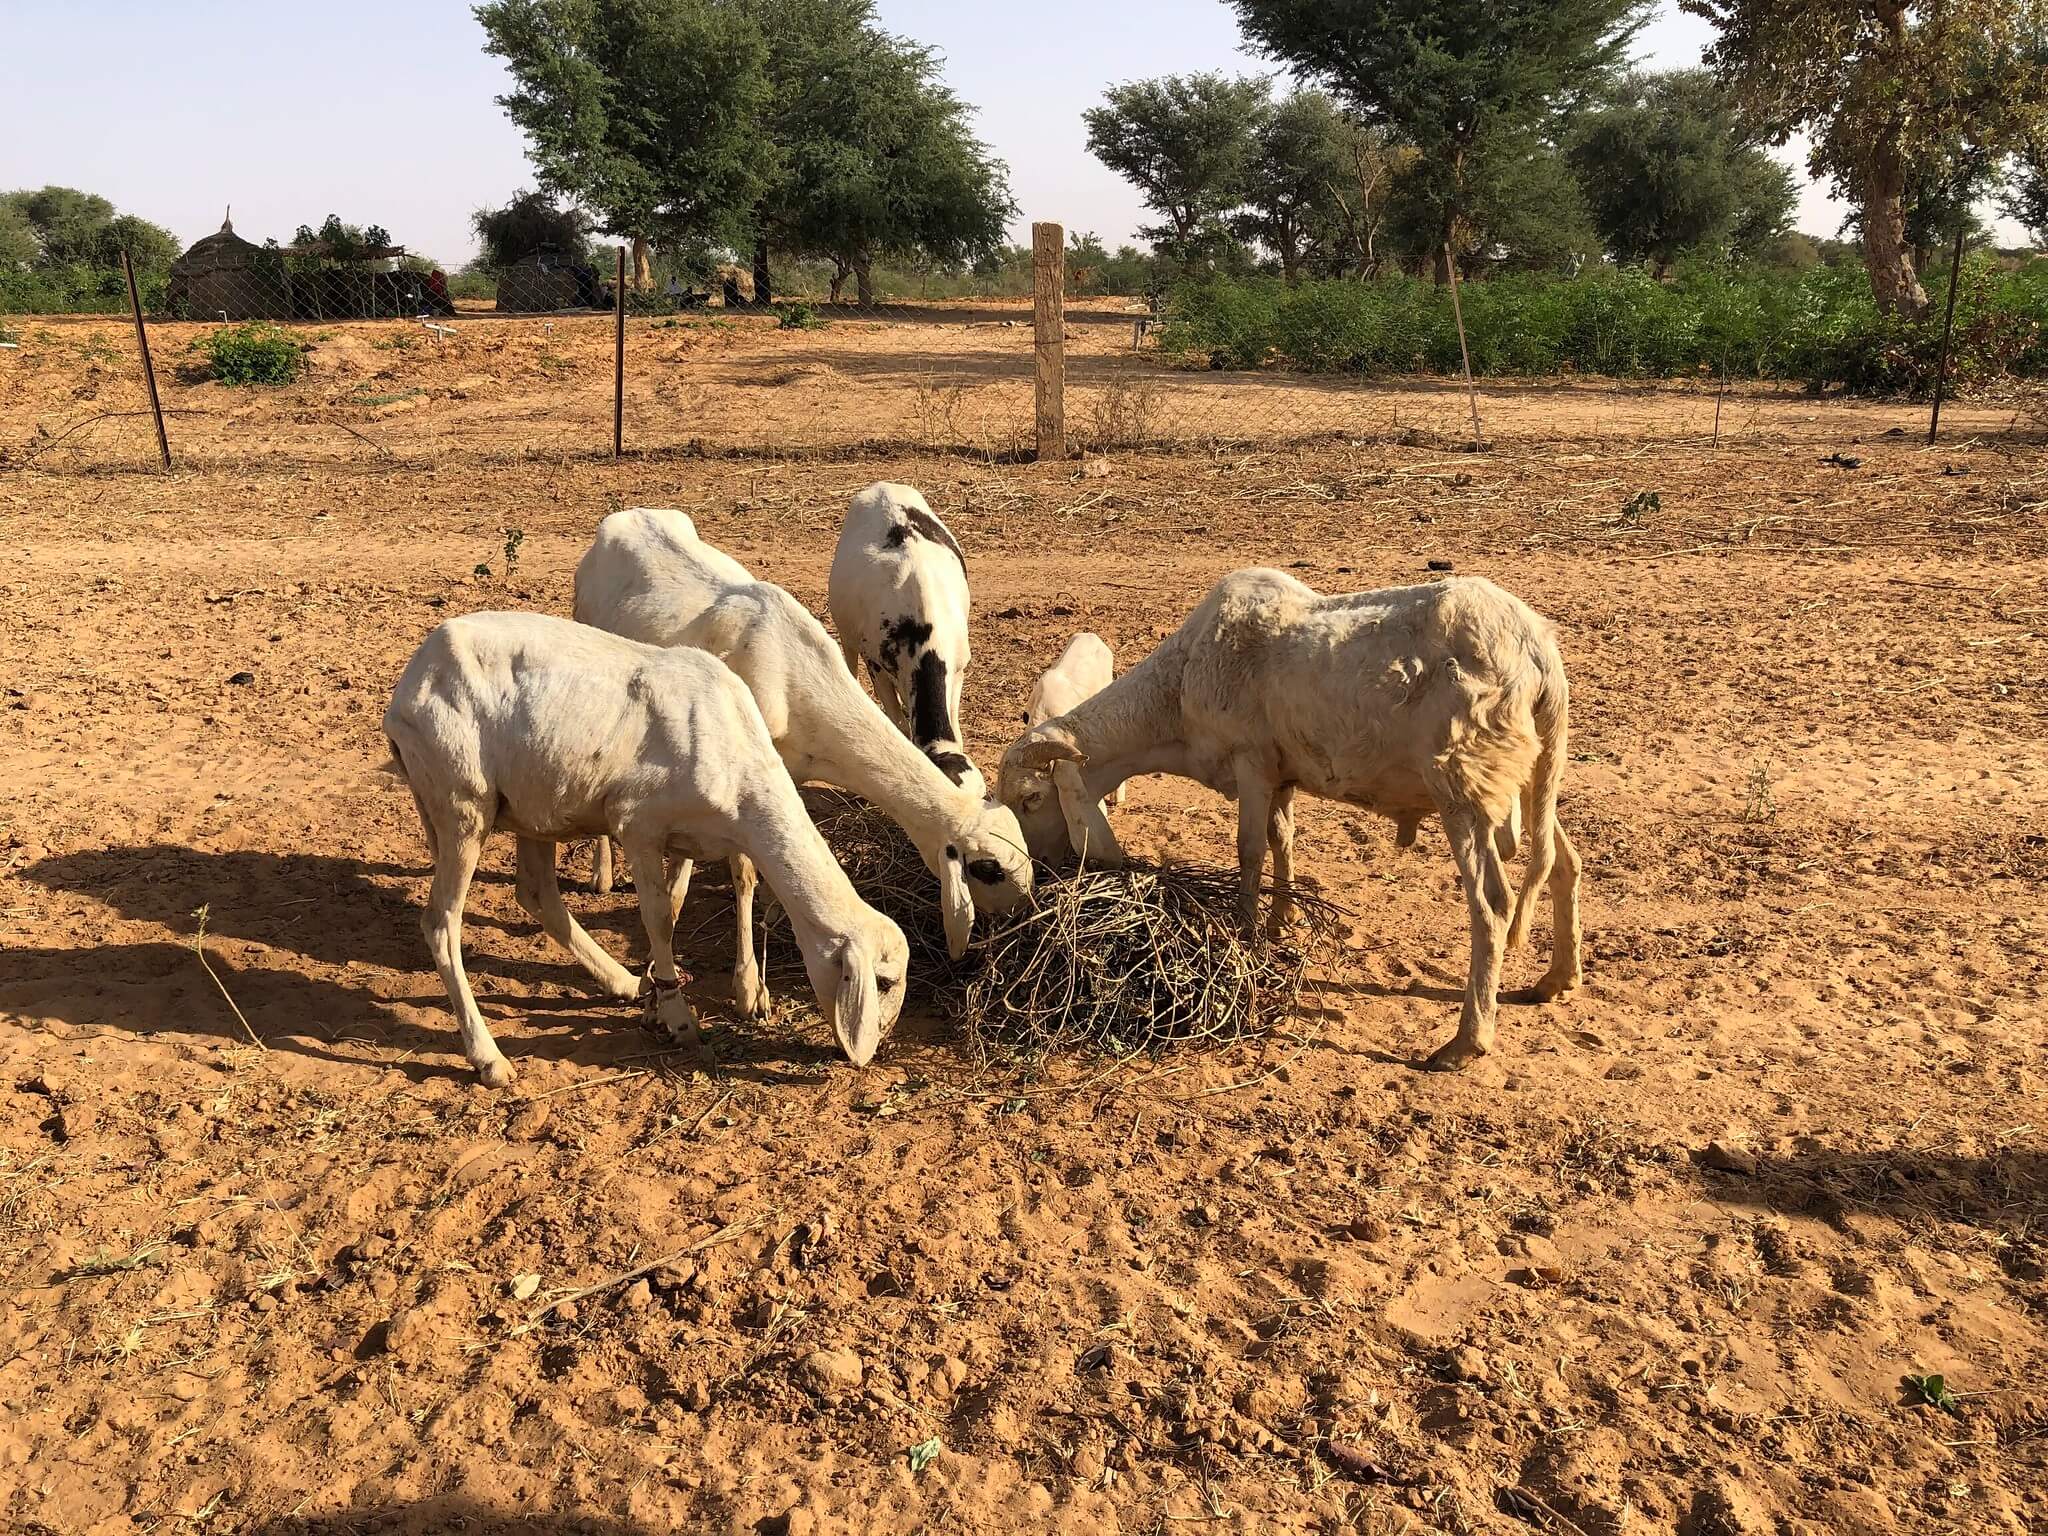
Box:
1 342 2045 1535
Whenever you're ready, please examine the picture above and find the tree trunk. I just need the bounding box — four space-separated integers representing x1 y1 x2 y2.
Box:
829 259 850 304
752 237 772 308
1279 235 1300 286
630 234 652 293
855 254 874 308
1861 2 1929 320
1861 147 1931 318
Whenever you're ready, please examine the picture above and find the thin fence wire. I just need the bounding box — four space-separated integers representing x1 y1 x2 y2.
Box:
4 245 2011 475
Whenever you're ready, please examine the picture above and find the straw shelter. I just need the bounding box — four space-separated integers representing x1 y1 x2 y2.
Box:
165 211 289 320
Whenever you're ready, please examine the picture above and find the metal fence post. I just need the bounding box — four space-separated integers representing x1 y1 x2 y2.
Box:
122 250 171 471
1928 223 1968 445
613 245 627 459
1032 222 1065 462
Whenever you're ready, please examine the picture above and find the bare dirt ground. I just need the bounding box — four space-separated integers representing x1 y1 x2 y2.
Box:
9 299 2041 471
1 332 2046 1536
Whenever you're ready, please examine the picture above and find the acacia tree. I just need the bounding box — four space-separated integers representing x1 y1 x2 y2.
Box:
749 1 1012 305
1682 0 2048 316
1227 0 1647 282
2003 138 2048 244
476 0 776 289
1568 71 1796 274
1083 73 1268 265
1231 90 1352 283
0 186 179 273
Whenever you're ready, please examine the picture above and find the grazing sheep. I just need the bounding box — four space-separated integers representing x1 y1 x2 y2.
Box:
998 569 1582 1071
573 507 1031 972
1015 631 1125 862
383 612 909 1087
827 483 982 794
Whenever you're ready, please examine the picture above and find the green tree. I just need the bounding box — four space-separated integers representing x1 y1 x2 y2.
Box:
1227 0 1648 282
750 1 1012 305
1083 73 1268 264
476 0 777 290
0 186 179 273
0 202 42 268
1383 132 1601 275
2003 138 2048 245
472 189 591 269
1683 0 2048 316
1568 71 1796 274
1231 89 1352 283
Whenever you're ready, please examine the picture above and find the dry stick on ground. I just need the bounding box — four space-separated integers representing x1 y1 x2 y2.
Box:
189 904 266 1051
518 1213 771 1332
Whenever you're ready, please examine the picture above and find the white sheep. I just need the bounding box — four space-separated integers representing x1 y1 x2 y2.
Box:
998 568 1582 1071
827 483 982 794
1015 631 1125 862
384 612 909 1088
573 507 1031 979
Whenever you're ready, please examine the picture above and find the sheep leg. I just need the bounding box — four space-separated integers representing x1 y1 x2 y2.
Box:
728 854 771 1018
420 807 513 1089
591 835 614 894
623 833 700 1052
514 837 640 1000
1530 824 1583 1002
1266 785 1297 938
867 660 908 732
1234 771 1274 934
1426 808 1513 1073
665 855 695 921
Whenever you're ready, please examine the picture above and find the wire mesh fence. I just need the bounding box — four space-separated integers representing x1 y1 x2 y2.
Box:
0 217 1442 475
10 229 1968 476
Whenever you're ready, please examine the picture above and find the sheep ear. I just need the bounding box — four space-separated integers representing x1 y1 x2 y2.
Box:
938 850 973 960
832 935 882 1067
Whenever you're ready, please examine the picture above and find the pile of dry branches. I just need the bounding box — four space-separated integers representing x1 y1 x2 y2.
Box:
797 789 1341 1061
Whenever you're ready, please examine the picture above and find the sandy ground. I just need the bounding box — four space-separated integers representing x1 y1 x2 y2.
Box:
1 343 2046 1536
6 299 2038 472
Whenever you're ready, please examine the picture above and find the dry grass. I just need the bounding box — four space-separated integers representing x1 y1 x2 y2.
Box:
794 789 1343 1063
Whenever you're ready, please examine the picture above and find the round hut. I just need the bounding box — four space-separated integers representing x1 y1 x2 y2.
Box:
166 211 289 320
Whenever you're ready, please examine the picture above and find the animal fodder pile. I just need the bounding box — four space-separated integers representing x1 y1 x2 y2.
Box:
797 789 1343 1061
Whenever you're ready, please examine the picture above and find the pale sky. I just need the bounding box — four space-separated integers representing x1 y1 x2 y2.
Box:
0 1 2020 267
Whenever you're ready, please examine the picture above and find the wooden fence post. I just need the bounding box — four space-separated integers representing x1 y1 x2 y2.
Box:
1443 243 1486 452
1032 222 1065 462
613 245 627 459
121 249 171 471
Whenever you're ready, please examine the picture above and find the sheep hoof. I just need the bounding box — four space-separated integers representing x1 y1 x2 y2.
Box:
1424 1036 1487 1073
1531 968 1582 1004
476 1057 517 1090
731 975 771 1019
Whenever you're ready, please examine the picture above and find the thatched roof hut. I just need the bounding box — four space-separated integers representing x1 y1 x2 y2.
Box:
166 212 289 320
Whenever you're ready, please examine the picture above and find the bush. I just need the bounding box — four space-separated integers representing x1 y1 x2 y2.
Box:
1156 259 2048 395
189 322 308 386
776 301 825 330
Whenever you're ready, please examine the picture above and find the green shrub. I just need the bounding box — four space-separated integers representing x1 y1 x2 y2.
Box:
1156 260 2048 395
776 301 825 330
189 322 308 386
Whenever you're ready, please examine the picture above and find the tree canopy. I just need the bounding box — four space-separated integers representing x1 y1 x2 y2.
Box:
476 0 777 286
1083 74 1268 264
472 189 591 268
750 0 1012 303
1683 0 2048 315
1568 71 1796 273
0 186 179 274
477 0 1010 296
1227 0 1649 278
